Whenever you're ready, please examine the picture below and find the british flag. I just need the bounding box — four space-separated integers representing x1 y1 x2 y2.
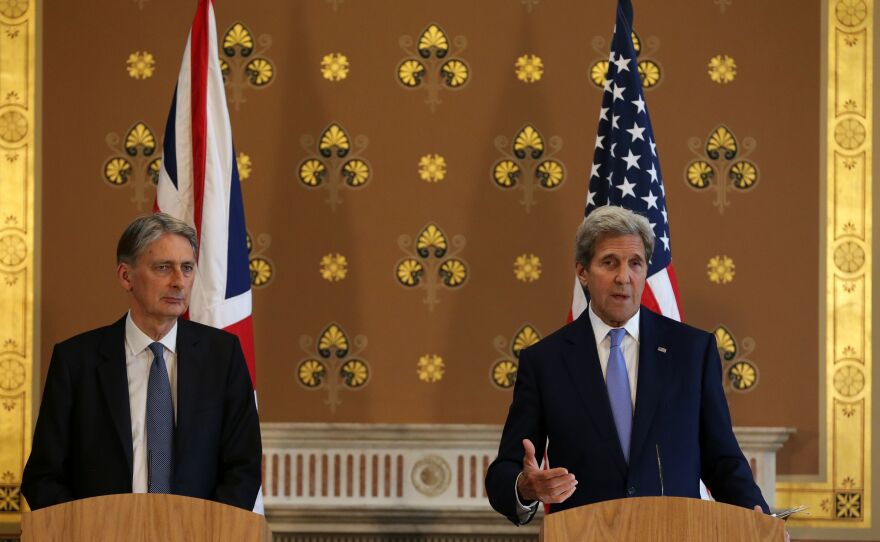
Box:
570 0 682 323
156 0 263 512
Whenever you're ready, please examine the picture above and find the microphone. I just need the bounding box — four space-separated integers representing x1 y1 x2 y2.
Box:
655 444 665 497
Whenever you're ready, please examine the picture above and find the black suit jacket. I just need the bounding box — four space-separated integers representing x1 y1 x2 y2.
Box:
485 308 768 524
22 316 262 511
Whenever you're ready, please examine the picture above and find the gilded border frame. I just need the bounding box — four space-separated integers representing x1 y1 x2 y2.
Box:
0 0 36 531
776 0 874 530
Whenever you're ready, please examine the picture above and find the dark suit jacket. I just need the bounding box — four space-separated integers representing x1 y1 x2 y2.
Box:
22 316 262 511
485 307 768 524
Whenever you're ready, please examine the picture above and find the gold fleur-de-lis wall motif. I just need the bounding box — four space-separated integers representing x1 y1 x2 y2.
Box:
492 125 565 213
102 122 162 211
685 125 759 214
714 325 759 393
589 31 662 89
246 232 274 288
396 23 470 112
220 22 275 111
298 123 371 212
490 325 541 390
296 323 370 412
395 223 467 312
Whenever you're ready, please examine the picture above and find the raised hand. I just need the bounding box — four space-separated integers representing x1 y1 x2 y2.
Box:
516 439 578 504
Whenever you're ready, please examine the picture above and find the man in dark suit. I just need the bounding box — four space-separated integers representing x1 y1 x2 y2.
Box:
22 213 261 511
485 206 768 525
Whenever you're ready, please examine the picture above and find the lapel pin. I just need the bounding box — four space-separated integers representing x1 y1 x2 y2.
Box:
657 347 667 353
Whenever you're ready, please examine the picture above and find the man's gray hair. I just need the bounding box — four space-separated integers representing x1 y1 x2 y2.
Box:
575 206 655 266
117 212 198 265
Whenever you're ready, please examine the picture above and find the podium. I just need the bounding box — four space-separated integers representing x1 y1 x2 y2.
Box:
20 494 270 542
540 497 785 542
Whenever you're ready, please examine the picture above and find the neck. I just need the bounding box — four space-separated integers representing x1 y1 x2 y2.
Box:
130 311 176 341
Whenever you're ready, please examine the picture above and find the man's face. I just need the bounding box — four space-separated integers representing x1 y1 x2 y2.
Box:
576 233 647 327
118 233 196 325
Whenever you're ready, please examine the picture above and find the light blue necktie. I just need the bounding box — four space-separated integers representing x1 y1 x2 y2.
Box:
606 328 632 463
146 342 174 493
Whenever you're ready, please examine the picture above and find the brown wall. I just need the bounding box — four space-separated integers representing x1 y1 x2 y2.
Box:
41 0 819 475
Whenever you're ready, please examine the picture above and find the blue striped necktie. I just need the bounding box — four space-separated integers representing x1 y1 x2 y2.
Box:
146 342 174 493
606 328 632 463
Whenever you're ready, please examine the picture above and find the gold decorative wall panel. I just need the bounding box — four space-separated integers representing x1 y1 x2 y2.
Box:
0 0 35 529
776 0 873 529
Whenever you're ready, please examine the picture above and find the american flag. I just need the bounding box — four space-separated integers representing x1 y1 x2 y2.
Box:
570 0 682 323
156 0 263 513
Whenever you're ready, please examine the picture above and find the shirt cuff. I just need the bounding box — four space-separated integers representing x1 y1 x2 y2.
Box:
514 471 539 524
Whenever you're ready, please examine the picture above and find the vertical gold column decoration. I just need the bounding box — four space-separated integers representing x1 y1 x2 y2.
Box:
776 0 873 528
0 0 35 528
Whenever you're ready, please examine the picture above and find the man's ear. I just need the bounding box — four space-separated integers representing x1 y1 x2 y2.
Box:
575 262 589 289
117 263 132 292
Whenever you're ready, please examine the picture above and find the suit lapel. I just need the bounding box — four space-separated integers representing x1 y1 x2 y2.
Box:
96 315 134 477
174 319 201 462
629 310 671 468
560 313 628 476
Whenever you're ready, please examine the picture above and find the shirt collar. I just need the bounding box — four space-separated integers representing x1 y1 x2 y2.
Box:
125 311 178 358
588 302 640 346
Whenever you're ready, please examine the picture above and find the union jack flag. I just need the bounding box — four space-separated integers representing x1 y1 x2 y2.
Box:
156 0 263 513
570 0 681 323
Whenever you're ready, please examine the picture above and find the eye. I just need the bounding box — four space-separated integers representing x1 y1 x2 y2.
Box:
182 264 194 273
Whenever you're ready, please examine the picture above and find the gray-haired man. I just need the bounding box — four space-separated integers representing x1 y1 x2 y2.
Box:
486 206 768 524
23 213 261 511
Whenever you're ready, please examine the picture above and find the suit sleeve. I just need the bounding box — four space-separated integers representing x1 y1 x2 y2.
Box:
211 337 262 510
698 333 769 512
485 346 545 525
21 345 75 510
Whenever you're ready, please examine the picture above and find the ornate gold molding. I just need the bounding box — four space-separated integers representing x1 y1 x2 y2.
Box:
776 0 873 528
0 0 36 527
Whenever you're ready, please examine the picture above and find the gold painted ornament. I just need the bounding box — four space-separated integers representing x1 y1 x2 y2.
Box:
321 53 349 81
713 325 759 393
296 323 370 412
126 51 155 80
298 123 371 211
395 223 468 312
320 253 348 282
219 22 275 111
417 354 445 383
492 125 565 212
490 325 541 390
684 125 759 213
515 54 543 83
706 255 735 284
513 253 542 282
418 154 446 182
246 232 274 288
396 23 470 112
102 121 162 210
707 54 736 84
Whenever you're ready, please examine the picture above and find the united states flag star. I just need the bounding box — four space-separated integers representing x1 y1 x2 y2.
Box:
569 0 682 323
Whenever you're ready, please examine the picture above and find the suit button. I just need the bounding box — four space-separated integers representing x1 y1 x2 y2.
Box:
627 486 636 496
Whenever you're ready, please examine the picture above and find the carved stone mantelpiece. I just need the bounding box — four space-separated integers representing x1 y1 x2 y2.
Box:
261 423 792 541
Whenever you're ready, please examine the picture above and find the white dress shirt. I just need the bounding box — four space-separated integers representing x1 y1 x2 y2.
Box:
124 313 178 493
515 303 641 521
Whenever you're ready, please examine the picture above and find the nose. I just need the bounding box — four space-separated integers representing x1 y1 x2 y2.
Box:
614 267 631 284
169 267 184 288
